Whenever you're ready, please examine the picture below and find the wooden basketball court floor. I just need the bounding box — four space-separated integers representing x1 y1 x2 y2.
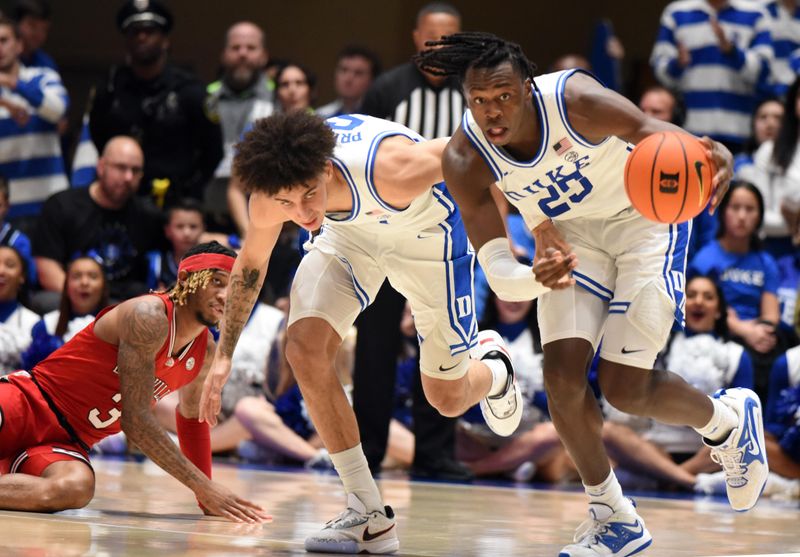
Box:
2 457 799 556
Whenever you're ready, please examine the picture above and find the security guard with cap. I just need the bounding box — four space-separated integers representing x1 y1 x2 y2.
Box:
89 0 223 207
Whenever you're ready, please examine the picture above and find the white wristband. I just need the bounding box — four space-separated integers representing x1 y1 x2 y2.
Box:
477 238 549 301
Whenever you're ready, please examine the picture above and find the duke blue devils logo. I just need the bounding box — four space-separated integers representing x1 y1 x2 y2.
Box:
659 171 680 194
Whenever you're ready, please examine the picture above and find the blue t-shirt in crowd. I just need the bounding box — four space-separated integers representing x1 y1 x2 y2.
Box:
776 252 800 330
689 240 779 321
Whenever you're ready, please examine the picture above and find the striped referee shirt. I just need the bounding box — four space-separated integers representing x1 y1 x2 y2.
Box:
359 62 464 139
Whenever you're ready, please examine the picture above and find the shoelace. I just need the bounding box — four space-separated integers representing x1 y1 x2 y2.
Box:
711 446 747 486
572 516 607 545
325 507 368 529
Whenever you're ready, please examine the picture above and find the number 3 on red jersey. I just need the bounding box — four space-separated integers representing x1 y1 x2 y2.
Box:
88 393 122 429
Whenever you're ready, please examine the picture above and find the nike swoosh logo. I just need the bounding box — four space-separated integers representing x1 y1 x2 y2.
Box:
438 362 459 372
417 234 433 239
694 161 705 204
363 523 395 542
621 347 645 354
744 400 762 458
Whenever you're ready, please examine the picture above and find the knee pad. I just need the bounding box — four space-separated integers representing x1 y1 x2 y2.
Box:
625 280 675 349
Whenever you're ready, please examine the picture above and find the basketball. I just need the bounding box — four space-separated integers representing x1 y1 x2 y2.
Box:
624 131 715 224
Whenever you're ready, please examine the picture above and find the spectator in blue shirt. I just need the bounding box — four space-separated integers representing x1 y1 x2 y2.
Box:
0 174 35 285
690 181 782 398
691 181 780 351
765 344 800 480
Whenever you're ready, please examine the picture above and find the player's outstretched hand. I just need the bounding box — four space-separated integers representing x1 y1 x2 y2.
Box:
199 357 232 427
533 248 577 289
196 480 271 523
700 136 733 215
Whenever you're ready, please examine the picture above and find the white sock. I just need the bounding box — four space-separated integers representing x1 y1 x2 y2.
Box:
484 357 510 397
329 444 383 513
694 396 738 443
585 470 632 513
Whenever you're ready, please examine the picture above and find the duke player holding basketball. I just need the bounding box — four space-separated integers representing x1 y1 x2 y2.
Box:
417 33 768 556
198 111 572 554
0 242 268 523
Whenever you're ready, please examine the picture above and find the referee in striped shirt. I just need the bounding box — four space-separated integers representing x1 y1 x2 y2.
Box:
353 2 472 481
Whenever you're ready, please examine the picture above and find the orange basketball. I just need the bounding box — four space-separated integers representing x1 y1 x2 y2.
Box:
624 131 715 224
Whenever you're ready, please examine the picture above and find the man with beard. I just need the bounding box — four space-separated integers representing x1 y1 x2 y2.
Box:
33 136 162 304
0 241 269 523
208 21 274 236
89 0 223 206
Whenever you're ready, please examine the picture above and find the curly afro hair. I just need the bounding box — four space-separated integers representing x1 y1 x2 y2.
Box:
233 111 337 196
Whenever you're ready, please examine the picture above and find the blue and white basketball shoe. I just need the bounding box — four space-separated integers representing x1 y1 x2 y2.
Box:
705 387 769 511
471 330 523 437
559 501 652 556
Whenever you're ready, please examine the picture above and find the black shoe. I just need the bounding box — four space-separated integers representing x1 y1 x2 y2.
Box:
410 457 474 482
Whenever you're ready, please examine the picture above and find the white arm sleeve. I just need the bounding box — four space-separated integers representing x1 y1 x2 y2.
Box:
477 238 549 302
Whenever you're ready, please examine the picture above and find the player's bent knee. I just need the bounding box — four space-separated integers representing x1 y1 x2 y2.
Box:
43 475 94 511
422 377 467 417
543 367 588 406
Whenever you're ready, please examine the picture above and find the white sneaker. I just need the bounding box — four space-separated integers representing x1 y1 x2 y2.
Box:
305 493 399 554
704 388 769 511
559 501 652 557
471 330 523 437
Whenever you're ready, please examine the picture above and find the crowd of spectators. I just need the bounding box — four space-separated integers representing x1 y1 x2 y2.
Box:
2 0 800 500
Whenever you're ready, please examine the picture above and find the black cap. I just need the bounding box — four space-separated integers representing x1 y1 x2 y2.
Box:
117 0 173 33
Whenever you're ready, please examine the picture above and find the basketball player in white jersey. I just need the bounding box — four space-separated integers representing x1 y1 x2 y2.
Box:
417 32 768 556
196 111 573 554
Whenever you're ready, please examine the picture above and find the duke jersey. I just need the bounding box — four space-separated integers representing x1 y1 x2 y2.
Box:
29 293 208 448
323 114 452 232
462 69 633 229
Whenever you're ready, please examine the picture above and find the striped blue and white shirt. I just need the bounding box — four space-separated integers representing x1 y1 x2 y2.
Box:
0 64 69 217
651 0 774 146
760 0 800 96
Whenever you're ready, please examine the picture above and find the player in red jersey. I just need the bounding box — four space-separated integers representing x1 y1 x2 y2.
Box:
0 241 268 523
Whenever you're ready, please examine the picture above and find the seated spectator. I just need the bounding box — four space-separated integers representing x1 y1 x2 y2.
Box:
689 181 781 397
21 253 107 368
734 97 783 174
457 293 570 483
0 174 35 284
775 248 800 342
147 199 205 291
601 275 753 490
234 322 357 468
0 15 68 220
316 45 381 119
12 0 56 71
275 63 316 114
765 344 800 482
0 245 39 374
549 53 591 72
738 80 800 257
33 136 162 309
638 85 681 125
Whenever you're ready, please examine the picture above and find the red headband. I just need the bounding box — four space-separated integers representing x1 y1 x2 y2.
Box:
178 253 235 274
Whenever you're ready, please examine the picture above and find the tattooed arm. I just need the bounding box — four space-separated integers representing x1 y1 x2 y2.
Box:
117 298 268 522
199 193 284 425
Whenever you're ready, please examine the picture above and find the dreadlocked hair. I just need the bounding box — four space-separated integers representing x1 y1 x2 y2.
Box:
167 241 236 306
414 31 537 85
